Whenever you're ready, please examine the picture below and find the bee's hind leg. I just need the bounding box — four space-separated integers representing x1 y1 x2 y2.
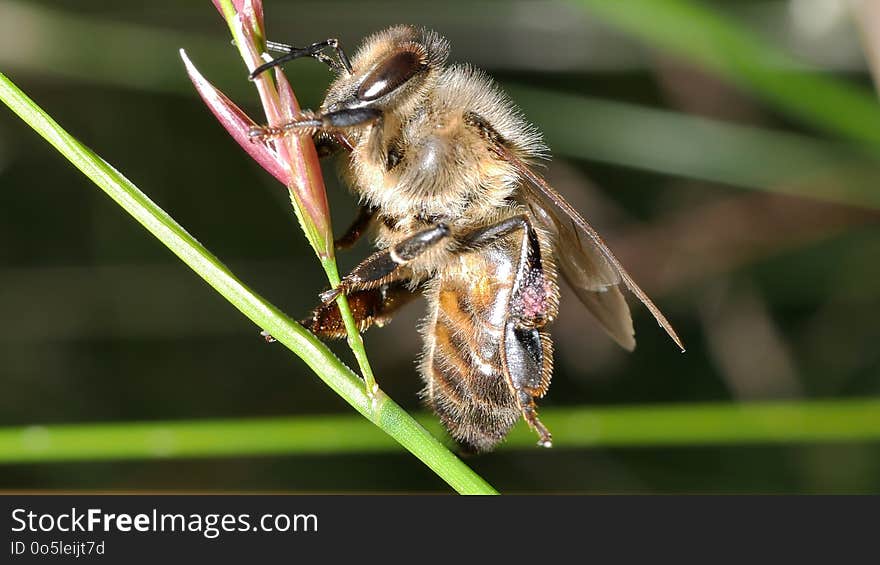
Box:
459 214 555 448
503 323 553 448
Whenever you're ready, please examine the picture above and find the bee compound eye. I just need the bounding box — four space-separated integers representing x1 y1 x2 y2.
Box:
356 50 424 101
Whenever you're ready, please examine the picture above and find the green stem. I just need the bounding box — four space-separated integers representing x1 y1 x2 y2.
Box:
0 399 877 463
0 71 495 495
217 0 377 394
321 258 378 394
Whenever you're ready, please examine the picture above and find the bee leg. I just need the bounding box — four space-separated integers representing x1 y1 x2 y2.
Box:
461 214 537 259
248 108 382 140
461 214 549 326
303 281 421 339
504 323 553 448
334 205 377 251
320 223 451 304
462 215 554 446
313 133 341 158
249 38 353 80
462 215 548 322
312 131 355 158
508 222 555 447
508 245 555 447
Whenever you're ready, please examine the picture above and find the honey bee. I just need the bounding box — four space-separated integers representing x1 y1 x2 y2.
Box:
249 26 684 453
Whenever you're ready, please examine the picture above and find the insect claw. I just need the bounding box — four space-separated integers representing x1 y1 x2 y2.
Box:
248 125 281 141
319 287 342 304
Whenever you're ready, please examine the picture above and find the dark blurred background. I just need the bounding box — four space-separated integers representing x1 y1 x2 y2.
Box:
0 0 878 492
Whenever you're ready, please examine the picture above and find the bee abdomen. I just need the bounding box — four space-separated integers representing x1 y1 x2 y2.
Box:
420 279 521 453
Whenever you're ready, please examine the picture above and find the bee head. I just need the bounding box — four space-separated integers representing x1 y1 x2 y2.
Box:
322 26 449 119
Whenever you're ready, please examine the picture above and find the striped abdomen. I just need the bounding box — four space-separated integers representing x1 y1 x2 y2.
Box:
420 244 553 452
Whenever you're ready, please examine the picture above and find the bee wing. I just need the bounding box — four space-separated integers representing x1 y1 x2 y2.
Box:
492 144 685 352
534 200 637 351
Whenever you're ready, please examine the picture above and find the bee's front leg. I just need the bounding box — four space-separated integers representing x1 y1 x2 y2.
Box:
321 223 451 304
249 38 353 80
248 108 381 140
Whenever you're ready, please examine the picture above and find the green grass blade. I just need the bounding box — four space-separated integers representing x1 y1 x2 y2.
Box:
0 399 877 464
572 0 880 147
522 399 880 447
0 71 496 495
